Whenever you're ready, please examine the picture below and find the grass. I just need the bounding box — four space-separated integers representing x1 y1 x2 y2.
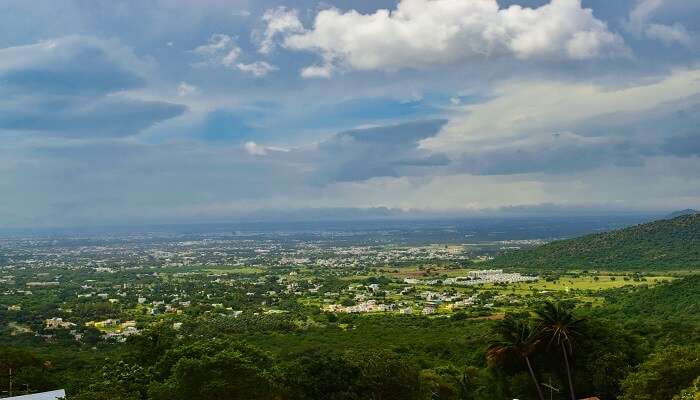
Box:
482 275 674 295
364 265 675 296
383 266 475 279
204 267 265 274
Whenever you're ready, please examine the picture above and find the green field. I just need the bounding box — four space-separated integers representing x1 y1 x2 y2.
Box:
484 275 674 294
204 266 265 274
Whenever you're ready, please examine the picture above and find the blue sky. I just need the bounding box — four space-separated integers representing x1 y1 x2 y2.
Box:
1 0 699 227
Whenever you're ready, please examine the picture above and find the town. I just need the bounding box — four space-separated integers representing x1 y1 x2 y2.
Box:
1 227 666 347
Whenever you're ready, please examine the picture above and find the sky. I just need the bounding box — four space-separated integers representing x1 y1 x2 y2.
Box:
1 0 699 227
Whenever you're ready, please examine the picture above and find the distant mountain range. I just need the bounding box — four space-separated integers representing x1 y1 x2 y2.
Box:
666 209 698 218
490 213 700 270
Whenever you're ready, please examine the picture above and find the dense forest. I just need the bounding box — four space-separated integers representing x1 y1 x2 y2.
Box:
490 213 700 271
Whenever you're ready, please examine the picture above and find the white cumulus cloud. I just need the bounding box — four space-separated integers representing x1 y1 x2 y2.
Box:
244 141 289 156
236 61 278 77
626 0 693 46
644 22 692 46
177 82 197 97
193 34 278 76
257 6 305 54
277 0 627 77
244 141 268 155
420 67 700 153
193 34 241 67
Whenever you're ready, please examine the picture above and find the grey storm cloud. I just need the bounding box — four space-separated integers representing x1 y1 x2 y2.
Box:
0 119 451 226
1 47 143 96
310 119 449 183
452 132 645 175
445 92 700 176
279 90 700 182
0 36 185 137
572 93 700 159
663 133 700 157
0 99 185 137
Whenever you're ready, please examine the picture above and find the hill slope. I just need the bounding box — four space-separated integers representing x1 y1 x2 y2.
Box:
600 275 700 320
667 209 698 218
490 214 700 270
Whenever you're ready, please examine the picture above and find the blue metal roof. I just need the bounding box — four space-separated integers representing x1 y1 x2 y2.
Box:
4 389 66 400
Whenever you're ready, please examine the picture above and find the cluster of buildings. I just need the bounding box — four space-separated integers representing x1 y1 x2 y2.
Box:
318 268 539 315
322 282 488 315
405 270 538 287
443 269 538 285
44 317 76 330
324 300 396 313
41 317 143 342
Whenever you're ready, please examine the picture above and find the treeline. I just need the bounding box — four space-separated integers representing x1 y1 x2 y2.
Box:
489 214 700 271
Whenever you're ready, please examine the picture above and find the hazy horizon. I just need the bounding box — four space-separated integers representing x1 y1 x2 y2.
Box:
0 209 668 237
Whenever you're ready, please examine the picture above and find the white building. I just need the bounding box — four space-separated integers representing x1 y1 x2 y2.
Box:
44 317 75 330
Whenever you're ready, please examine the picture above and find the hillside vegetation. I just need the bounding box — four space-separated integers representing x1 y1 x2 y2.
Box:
597 274 700 322
490 214 700 270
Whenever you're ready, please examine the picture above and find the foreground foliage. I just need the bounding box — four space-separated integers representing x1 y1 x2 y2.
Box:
1 276 698 399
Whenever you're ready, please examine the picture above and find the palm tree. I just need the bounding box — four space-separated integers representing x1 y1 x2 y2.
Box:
534 301 585 400
487 315 545 400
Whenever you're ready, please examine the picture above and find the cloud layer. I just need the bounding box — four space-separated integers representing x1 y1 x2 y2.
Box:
0 1 698 227
0 36 185 137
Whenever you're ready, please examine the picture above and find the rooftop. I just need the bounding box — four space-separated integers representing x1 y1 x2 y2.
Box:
4 390 66 400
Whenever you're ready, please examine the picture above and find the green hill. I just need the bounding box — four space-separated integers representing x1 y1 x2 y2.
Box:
600 274 700 321
490 213 700 270
592 275 700 344
666 209 698 218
